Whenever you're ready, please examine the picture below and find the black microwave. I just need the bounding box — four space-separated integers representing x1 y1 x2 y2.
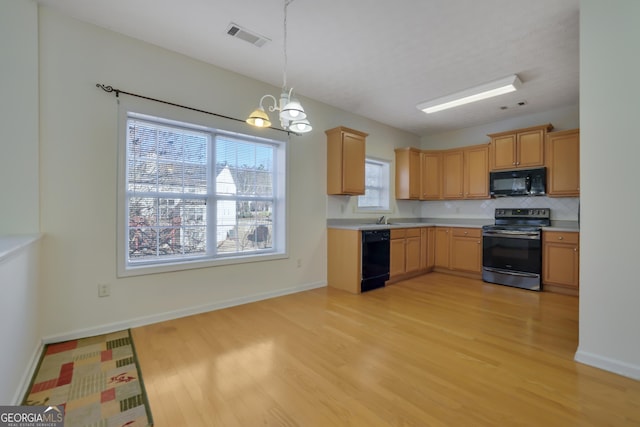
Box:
489 167 546 197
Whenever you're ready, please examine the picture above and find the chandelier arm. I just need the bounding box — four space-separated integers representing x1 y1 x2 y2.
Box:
259 94 279 112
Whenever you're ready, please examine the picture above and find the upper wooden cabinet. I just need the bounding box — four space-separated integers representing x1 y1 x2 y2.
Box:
489 124 553 170
442 149 464 199
463 144 490 199
326 126 367 195
442 144 489 199
546 129 580 197
420 151 442 200
395 148 421 200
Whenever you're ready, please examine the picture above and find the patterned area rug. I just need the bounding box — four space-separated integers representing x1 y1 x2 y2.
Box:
23 329 153 427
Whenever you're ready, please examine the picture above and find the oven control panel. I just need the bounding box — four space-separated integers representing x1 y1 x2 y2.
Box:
495 208 550 219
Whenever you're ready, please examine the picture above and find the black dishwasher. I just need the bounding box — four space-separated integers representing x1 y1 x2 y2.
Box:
361 230 390 292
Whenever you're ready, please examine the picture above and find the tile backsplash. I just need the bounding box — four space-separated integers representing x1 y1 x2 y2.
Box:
421 197 579 220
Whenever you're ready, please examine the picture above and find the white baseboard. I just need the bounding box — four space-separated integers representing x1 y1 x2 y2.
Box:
13 340 44 405
42 281 326 344
574 348 640 380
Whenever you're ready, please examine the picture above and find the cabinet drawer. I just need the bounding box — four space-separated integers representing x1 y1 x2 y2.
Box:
406 228 421 238
544 231 579 245
391 229 406 239
452 228 481 238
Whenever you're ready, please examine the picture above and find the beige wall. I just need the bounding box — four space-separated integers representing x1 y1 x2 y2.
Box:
576 0 640 379
37 6 418 339
0 0 39 234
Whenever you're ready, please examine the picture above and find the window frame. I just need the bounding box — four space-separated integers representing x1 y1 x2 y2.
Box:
356 157 392 213
117 102 288 278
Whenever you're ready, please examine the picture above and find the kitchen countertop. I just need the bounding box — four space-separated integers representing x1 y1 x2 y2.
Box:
327 218 579 232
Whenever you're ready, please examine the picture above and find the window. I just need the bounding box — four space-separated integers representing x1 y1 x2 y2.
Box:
120 113 286 275
357 158 390 211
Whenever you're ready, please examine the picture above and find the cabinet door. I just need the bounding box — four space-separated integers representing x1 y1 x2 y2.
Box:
395 148 421 200
421 152 442 200
464 145 489 199
491 135 516 170
434 227 450 268
390 238 406 278
405 236 421 274
342 132 366 194
450 237 482 273
547 130 580 197
442 150 464 199
543 232 579 288
420 228 428 270
517 129 545 168
326 127 367 195
426 227 436 269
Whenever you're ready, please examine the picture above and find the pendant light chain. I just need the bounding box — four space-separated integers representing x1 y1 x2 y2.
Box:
244 0 311 133
282 0 292 91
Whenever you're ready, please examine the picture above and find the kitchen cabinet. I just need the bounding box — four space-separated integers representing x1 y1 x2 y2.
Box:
326 126 367 195
543 231 579 293
546 129 580 197
442 145 489 199
489 124 553 170
389 229 406 279
421 151 442 200
390 228 422 279
450 228 482 273
405 228 422 274
327 228 361 293
463 144 490 199
395 148 421 200
434 227 451 268
442 150 464 199
420 227 436 271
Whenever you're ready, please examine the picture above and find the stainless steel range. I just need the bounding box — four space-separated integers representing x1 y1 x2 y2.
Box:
482 208 551 291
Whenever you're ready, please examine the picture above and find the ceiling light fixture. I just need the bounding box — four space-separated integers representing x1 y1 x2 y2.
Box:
246 0 312 134
417 74 522 114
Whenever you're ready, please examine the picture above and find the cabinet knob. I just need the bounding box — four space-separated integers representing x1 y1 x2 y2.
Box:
513 162 516 165
558 236 564 240
464 231 468 235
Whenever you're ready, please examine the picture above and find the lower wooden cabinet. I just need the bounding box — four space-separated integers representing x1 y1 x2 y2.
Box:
405 229 422 274
543 231 580 294
450 228 482 273
390 229 407 279
388 227 435 283
434 227 451 268
327 228 361 294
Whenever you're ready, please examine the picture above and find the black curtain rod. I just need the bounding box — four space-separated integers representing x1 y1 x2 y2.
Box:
95 83 293 135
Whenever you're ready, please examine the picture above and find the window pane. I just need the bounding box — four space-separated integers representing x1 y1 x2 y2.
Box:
216 137 274 197
358 158 390 210
124 114 282 271
216 200 272 254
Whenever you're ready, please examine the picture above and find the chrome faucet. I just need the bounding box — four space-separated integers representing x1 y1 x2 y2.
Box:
376 216 386 224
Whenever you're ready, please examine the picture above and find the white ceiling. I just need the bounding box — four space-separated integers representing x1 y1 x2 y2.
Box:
36 0 580 136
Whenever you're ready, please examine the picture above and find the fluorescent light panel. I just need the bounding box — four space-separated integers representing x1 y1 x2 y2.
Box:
417 75 522 114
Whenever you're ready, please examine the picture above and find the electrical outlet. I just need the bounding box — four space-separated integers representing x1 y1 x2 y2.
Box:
98 283 111 297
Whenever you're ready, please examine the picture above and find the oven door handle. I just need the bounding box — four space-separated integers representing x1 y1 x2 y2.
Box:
482 230 540 239
483 267 539 278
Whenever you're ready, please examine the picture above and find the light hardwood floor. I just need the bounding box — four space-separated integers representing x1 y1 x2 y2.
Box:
132 273 640 426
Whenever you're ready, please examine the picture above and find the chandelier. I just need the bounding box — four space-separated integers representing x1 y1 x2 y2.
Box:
246 0 312 134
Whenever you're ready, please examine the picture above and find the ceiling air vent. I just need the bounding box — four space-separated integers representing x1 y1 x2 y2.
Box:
226 23 270 47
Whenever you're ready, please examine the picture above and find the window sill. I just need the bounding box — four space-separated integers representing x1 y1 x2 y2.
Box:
118 250 288 277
